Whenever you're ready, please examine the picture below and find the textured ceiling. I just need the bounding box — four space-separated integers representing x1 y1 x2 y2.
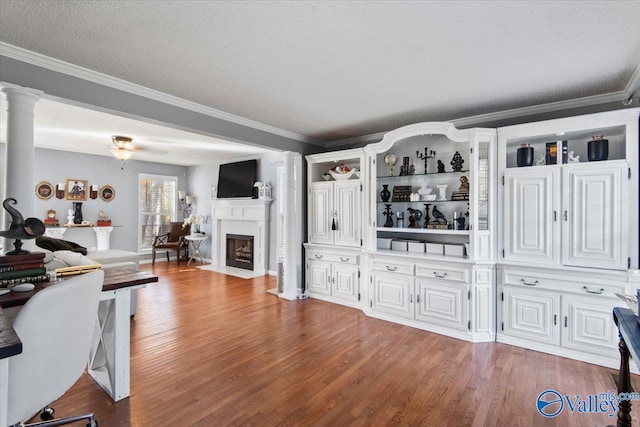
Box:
1 1 640 155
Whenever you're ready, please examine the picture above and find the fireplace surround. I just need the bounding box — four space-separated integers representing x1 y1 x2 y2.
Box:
210 198 272 275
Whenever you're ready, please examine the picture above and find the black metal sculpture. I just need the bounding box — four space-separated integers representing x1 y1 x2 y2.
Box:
0 198 46 254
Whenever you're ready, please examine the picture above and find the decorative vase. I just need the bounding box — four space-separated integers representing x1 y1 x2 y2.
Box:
380 184 391 202
516 144 534 167
72 202 83 224
588 135 608 161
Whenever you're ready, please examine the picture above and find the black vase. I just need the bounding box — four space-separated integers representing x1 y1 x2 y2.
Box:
517 145 534 167
380 184 391 202
588 136 608 161
73 202 83 224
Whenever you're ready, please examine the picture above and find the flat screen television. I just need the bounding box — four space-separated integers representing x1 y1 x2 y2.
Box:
217 159 258 198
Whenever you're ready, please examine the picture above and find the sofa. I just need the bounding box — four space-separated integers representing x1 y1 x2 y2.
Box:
36 236 141 316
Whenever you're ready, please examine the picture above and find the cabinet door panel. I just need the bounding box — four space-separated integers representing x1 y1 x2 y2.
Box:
332 263 359 302
416 279 468 330
503 168 559 264
334 181 361 247
372 272 414 319
562 296 618 355
562 162 627 270
503 288 560 346
306 260 331 295
309 183 333 245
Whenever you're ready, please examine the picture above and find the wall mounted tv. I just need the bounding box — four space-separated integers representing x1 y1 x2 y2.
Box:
217 159 258 198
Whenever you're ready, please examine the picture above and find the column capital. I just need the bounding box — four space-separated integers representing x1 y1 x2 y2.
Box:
1 82 43 112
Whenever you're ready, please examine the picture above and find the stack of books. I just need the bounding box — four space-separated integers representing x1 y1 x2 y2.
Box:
0 253 50 287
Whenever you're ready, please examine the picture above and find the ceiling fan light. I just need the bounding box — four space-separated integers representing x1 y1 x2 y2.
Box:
111 146 135 160
112 135 133 150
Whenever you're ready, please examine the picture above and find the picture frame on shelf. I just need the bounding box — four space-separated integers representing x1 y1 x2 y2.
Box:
65 179 88 201
99 185 115 202
35 181 54 200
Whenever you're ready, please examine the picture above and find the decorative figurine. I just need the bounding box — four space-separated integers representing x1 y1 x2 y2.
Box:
568 151 580 163
535 154 545 166
383 204 394 227
416 147 436 174
437 160 445 173
454 212 466 230
400 156 411 176
450 151 464 172
431 205 447 224
0 198 46 254
407 208 423 228
451 176 470 201
409 163 415 175
66 209 74 226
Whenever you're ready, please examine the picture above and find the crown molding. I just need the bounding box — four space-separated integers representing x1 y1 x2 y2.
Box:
327 87 636 148
0 42 323 147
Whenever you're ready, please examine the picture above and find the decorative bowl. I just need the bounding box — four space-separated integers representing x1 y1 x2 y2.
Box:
424 194 437 201
329 168 360 181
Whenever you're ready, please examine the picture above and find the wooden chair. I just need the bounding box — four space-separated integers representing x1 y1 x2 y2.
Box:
152 222 190 265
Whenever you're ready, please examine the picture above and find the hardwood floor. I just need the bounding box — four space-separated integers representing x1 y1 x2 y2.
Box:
48 262 638 426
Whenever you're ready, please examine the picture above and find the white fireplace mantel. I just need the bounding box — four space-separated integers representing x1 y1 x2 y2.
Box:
211 198 272 275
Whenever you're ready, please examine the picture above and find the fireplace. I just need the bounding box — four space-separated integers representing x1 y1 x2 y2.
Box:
226 234 254 271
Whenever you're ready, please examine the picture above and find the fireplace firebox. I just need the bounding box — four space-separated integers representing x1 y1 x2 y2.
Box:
226 234 254 270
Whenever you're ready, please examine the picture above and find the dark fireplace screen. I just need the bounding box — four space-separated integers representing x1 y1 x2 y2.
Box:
226 234 254 270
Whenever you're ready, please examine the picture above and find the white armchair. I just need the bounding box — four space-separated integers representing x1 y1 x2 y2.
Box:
7 270 104 427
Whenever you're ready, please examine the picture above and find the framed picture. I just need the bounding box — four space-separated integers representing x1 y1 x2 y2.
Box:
65 179 88 201
99 185 115 202
35 181 54 200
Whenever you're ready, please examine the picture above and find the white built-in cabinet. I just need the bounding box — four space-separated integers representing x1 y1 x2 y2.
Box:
361 122 497 343
301 110 640 368
305 149 364 308
309 180 361 247
497 107 640 369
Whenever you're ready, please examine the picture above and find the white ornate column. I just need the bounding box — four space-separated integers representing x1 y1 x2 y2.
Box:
1 82 43 253
93 226 114 250
280 151 299 300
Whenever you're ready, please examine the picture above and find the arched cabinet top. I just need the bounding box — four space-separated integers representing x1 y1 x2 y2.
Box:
364 122 494 154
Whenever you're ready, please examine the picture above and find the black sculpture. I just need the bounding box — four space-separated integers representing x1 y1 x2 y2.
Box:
407 208 423 228
431 205 447 224
450 151 464 172
0 198 46 254
383 204 394 227
437 160 445 173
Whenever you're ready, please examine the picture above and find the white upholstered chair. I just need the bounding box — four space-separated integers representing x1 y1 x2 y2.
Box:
7 269 104 427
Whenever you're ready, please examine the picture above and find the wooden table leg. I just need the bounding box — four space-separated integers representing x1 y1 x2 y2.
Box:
618 333 632 427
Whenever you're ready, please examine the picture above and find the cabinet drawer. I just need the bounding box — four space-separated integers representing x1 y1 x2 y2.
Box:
415 264 469 283
307 251 358 265
502 271 626 297
372 259 414 275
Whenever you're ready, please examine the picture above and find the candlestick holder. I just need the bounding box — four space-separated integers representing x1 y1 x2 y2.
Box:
416 147 436 174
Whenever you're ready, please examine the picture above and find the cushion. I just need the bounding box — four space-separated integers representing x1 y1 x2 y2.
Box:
36 236 88 255
87 249 139 266
52 250 97 267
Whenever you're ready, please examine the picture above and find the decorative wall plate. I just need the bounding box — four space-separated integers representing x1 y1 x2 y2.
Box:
35 181 54 200
99 185 115 202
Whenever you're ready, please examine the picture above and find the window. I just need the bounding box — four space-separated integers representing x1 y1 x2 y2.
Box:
139 174 177 251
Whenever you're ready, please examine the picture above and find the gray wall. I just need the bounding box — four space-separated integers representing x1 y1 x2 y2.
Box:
1 145 188 254
188 151 285 272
